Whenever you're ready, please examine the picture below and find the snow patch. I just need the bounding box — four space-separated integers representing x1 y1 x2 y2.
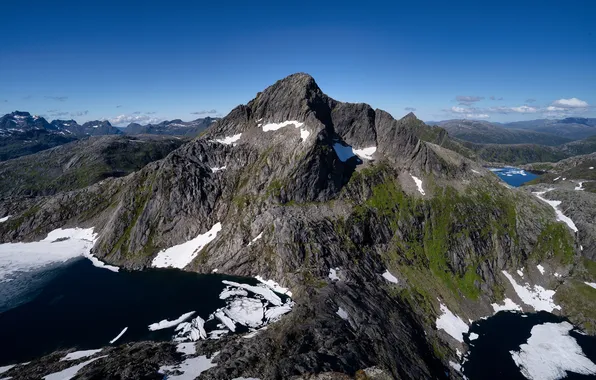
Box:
336 307 349 320
328 268 340 281
410 174 425 195
176 342 196 356
61 349 103 361
553 176 561 181
575 182 584 191
247 232 263 247
264 303 293 322
254 275 292 297
0 215 10 223
469 332 479 341
533 190 578 232
109 327 128 344
215 133 241 145
449 361 462 372
436 303 468 343
83 252 119 272
585 282 596 290
0 365 15 375
537 264 545 275
502 270 560 312
211 166 226 173
44 356 107 380
491 298 523 313
151 222 221 269
262 120 303 132
158 352 218 380
353 146 377 160
510 322 596 380
382 270 398 284
148 311 196 331
472 169 480 174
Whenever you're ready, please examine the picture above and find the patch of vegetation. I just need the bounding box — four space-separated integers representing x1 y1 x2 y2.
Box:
555 279 596 334
530 222 575 264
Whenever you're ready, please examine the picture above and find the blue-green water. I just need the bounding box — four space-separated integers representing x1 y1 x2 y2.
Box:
489 167 539 187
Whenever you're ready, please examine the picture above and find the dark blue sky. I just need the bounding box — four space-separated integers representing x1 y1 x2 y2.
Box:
1 0 594 124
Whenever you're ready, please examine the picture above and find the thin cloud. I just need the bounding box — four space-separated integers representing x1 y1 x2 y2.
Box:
132 111 141 114
49 111 69 117
525 98 536 103
145 111 157 114
489 96 503 101
116 105 122 108
70 110 89 117
22 95 32 100
191 109 217 115
45 96 68 102
404 107 416 111
456 96 484 106
108 114 163 126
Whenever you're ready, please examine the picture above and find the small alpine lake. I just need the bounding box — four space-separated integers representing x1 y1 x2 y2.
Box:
489 167 539 187
0 258 291 366
463 311 596 380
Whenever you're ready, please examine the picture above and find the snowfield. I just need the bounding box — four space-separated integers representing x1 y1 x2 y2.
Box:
152 223 221 269
436 303 468 343
410 174 425 195
533 190 578 233
0 227 118 282
215 133 242 145
502 271 560 312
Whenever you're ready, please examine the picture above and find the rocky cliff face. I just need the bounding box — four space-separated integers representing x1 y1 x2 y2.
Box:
0 73 592 379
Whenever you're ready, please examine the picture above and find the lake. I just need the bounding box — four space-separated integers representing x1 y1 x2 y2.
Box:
489 167 539 187
463 311 596 379
0 257 290 366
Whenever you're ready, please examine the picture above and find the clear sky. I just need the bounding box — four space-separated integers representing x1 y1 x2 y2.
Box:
1 0 594 125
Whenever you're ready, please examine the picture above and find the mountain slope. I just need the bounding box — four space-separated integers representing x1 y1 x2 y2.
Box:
503 117 596 140
0 135 185 199
435 119 572 146
124 117 217 136
0 73 592 379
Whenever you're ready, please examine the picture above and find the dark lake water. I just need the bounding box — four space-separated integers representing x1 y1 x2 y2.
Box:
489 167 539 187
0 258 263 366
464 311 596 380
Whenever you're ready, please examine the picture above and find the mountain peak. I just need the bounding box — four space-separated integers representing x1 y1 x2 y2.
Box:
403 112 418 120
11 111 31 117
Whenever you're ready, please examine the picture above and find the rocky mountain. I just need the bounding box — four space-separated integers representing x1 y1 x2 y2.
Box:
52 119 122 137
502 117 596 140
0 73 594 379
124 117 217 136
0 112 123 161
0 112 78 161
434 119 572 146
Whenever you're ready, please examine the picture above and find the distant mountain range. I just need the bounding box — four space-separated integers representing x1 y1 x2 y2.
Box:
434 118 596 145
0 111 217 161
123 117 216 136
